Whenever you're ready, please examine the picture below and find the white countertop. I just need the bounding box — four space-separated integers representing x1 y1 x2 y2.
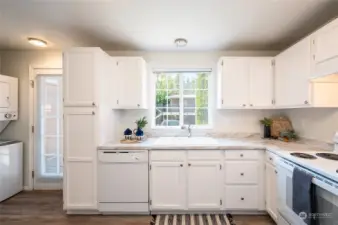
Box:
98 137 338 182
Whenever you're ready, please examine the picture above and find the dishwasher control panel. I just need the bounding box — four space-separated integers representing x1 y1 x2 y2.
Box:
98 150 148 163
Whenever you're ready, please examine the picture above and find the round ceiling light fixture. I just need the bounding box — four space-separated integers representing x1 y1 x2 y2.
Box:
27 37 47 47
174 38 188 47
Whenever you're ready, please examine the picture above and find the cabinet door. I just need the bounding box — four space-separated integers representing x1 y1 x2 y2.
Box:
249 58 273 108
275 37 311 107
0 79 10 109
313 18 338 64
187 161 222 209
63 50 96 107
115 58 147 109
265 162 278 221
63 107 97 209
221 58 249 108
150 162 186 210
0 75 18 112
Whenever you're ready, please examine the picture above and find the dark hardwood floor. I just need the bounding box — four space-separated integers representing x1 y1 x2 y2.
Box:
0 191 275 225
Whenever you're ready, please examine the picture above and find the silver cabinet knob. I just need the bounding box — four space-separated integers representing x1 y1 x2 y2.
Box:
304 100 309 104
188 163 191 167
269 157 272 161
137 104 140 107
240 154 244 157
180 164 183 167
242 104 246 107
241 197 244 201
240 173 244 176
92 102 96 106
250 104 253 107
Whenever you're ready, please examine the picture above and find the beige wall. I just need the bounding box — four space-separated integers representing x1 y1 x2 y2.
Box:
0 50 62 187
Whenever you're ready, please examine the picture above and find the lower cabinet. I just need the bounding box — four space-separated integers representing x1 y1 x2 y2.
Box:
265 158 278 221
187 161 222 209
224 185 259 209
150 162 186 210
150 150 264 212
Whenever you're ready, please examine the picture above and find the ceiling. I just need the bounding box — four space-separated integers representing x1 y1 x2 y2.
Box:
0 0 338 51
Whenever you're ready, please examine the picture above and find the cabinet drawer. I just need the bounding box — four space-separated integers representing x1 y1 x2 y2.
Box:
187 150 222 160
225 150 260 160
224 186 259 210
151 151 185 161
224 162 259 184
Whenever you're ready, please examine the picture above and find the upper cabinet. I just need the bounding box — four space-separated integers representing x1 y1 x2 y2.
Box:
274 37 312 107
63 48 111 107
218 57 273 109
111 57 148 109
312 18 338 77
0 74 18 117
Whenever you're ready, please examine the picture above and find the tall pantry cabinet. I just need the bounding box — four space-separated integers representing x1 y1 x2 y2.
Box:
63 48 116 212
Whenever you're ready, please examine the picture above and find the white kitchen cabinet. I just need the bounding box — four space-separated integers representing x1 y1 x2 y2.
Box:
187 161 222 209
111 57 147 109
219 57 249 108
0 74 18 115
312 18 338 77
249 58 274 108
218 57 273 109
63 107 97 210
265 152 278 222
150 162 186 210
274 37 312 107
224 185 259 210
63 48 111 107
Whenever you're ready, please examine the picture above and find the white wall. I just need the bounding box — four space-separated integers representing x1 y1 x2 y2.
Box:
282 108 338 143
0 50 62 187
107 51 279 138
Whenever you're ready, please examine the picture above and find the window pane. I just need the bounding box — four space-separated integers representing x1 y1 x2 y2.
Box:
155 107 180 126
156 73 167 89
155 107 166 126
167 73 180 89
156 90 168 107
183 72 209 89
196 90 208 107
168 90 180 107
184 108 208 125
44 155 57 174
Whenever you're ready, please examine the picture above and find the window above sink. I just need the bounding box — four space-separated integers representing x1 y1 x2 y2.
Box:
153 70 211 129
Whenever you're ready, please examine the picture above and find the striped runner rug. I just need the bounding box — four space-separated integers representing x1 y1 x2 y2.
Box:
151 214 235 225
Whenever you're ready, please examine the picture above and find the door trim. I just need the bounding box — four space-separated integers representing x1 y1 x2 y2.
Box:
28 66 62 190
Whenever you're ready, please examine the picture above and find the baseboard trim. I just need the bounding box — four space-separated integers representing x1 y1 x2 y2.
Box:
23 186 33 191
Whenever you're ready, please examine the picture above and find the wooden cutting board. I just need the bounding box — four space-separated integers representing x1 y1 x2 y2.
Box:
271 117 293 138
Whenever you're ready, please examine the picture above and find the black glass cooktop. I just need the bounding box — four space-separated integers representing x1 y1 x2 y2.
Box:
316 153 338 161
290 152 317 159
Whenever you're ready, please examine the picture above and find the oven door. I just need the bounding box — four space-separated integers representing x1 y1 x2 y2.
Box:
277 160 338 225
277 161 306 225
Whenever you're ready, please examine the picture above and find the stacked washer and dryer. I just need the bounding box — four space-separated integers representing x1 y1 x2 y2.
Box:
0 74 23 202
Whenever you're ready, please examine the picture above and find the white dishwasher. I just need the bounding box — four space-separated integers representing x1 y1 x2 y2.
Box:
98 150 149 214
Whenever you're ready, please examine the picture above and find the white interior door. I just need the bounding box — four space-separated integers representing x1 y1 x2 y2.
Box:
34 75 63 190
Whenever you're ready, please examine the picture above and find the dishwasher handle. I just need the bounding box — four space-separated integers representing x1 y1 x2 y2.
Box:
98 150 148 163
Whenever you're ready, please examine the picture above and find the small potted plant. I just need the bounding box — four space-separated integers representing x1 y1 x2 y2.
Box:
279 129 298 142
260 117 272 138
134 116 148 140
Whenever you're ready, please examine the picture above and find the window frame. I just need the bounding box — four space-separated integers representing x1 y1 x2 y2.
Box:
152 69 212 130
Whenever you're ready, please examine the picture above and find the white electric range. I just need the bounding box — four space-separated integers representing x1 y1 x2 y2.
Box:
275 133 338 225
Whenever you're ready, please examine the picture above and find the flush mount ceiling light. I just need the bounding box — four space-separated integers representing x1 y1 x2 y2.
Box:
27 37 47 47
174 38 188 47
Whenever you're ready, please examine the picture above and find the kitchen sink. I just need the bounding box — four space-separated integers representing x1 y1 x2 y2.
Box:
155 137 218 146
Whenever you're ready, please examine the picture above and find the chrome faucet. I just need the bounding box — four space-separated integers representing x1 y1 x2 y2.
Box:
181 124 192 138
